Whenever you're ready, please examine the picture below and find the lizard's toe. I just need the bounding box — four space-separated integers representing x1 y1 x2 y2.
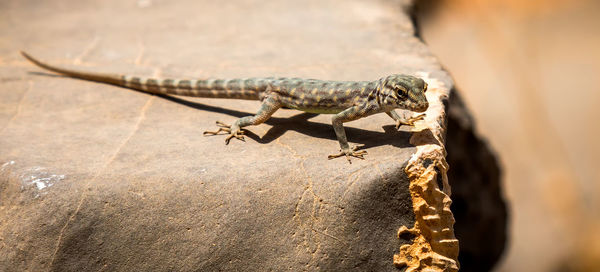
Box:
215 121 231 128
204 121 245 145
328 145 368 164
203 121 234 135
203 127 231 136
224 131 245 145
396 113 426 128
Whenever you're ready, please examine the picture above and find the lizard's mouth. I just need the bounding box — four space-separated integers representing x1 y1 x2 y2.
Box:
413 101 429 112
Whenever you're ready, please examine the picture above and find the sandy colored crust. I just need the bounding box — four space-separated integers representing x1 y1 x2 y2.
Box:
394 74 460 271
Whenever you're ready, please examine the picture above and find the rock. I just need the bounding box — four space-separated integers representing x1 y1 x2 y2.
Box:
445 90 508 272
0 0 468 271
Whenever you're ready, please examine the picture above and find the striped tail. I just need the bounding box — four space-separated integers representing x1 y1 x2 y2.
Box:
20 51 265 100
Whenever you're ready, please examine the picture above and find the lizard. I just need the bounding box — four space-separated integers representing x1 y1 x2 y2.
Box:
20 51 429 163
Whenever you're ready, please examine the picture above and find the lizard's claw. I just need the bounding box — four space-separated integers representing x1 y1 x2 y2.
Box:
215 121 230 128
224 130 245 145
328 145 368 164
203 121 245 144
395 113 425 129
203 121 232 135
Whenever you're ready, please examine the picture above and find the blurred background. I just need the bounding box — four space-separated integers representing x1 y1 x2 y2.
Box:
417 0 600 271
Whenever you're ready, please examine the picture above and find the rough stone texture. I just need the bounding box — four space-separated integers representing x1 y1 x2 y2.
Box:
392 74 458 272
0 0 464 271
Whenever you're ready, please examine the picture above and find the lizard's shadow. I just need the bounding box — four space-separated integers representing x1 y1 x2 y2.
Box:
158 94 416 150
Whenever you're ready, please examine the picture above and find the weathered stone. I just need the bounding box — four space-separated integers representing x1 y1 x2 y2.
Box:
0 0 464 271
392 74 459 272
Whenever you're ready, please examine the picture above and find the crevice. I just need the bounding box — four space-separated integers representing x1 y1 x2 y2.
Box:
0 78 29 134
47 97 154 269
275 138 324 265
311 227 341 242
340 167 365 201
135 39 145 66
101 97 153 167
73 37 100 65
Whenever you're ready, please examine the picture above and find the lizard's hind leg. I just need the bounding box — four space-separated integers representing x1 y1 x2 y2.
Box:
203 97 282 144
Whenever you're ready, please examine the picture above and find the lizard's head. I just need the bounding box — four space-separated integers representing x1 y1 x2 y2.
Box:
383 75 429 112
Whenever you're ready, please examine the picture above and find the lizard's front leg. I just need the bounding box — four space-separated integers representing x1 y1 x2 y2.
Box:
327 106 369 163
203 97 281 144
386 110 425 129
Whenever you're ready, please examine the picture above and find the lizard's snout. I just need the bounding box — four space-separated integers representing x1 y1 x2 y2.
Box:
414 101 429 113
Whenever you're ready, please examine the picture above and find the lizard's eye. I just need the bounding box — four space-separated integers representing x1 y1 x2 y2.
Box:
397 89 407 99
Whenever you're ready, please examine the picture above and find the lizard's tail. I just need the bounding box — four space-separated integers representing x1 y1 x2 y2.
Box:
21 51 123 85
20 51 262 100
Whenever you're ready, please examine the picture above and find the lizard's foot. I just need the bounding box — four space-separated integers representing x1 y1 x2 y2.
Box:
395 113 425 129
327 145 368 164
203 121 245 145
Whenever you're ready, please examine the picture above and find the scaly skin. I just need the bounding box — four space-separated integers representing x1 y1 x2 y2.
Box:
21 51 429 163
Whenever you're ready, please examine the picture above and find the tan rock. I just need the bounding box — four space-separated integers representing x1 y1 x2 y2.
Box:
0 0 476 271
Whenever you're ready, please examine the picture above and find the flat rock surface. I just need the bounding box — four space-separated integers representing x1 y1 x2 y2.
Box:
0 0 453 271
